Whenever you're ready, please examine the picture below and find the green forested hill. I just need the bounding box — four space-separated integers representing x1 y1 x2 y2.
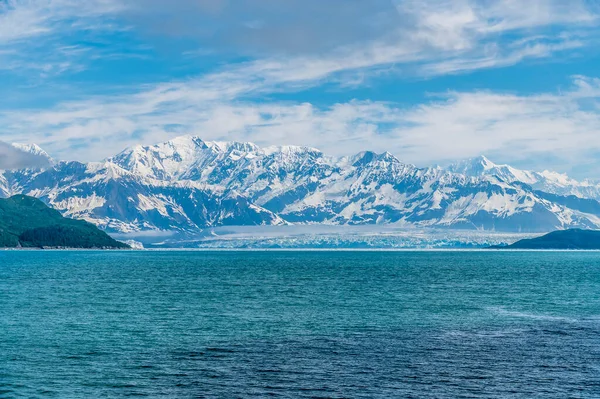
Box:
493 229 600 250
0 195 129 249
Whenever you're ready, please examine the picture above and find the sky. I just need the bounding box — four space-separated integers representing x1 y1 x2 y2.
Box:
2 0 600 178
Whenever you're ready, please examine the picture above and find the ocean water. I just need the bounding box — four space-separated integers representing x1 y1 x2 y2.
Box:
1 251 599 398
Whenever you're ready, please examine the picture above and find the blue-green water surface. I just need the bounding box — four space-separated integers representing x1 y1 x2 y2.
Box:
1 251 599 398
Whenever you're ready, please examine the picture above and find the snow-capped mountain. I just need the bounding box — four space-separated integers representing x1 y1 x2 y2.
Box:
11 143 53 162
3 137 600 234
448 156 600 200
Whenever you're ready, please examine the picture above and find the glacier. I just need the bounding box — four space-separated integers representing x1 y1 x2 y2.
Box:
110 225 537 249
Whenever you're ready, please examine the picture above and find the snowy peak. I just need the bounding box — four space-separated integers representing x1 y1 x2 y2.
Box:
111 136 213 180
448 155 539 185
11 143 53 164
12 143 50 158
447 155 497 175
206 140 260 154
262 144 321 155
478 155 495 169
165 135 261 155
351 151 402 167
111 135 327 182
448 155 600 200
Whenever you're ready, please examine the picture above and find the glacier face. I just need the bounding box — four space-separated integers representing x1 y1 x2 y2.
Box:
3 136 600 234
119 225 538 249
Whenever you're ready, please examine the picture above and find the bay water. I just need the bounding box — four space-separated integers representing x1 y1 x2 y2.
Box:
1 251 599 398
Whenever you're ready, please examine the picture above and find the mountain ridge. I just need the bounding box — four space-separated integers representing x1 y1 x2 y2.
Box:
3 136 600 235
447 155 600 200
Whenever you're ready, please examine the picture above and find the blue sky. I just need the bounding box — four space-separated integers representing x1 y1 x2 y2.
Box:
2 0 600 178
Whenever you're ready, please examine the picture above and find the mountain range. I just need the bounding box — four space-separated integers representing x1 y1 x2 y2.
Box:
2 136 600 235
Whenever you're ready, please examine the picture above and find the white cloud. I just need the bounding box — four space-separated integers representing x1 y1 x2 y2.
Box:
394 84 600 165
0 0 126 77
0 141 50 169
0 0 124 44
0 0 50 43
191 0 599 85
2 0 600 178
1 0 598 80
5 75 600 179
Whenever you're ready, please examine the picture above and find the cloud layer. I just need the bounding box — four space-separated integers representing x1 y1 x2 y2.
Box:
2 0 597 79
4 76 600 177
1 0 600 178
0 142 50 170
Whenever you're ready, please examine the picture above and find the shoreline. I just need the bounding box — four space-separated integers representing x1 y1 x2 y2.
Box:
4 247 600 252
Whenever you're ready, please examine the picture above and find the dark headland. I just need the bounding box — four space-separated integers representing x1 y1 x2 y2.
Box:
491 229 600 250
0 195 129 249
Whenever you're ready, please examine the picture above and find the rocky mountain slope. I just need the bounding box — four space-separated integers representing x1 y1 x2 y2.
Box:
2 136 600 233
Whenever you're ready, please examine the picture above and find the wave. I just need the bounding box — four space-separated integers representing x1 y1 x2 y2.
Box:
486 306 578 322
